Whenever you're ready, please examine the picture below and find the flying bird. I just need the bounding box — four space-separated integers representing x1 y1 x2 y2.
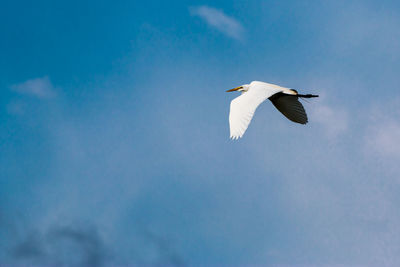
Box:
227 81 318 139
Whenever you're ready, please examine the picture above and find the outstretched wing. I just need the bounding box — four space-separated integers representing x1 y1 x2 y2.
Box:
229 86 280 139
269 93 308 124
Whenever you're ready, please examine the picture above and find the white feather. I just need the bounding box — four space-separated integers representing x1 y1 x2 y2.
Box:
229 81 283 139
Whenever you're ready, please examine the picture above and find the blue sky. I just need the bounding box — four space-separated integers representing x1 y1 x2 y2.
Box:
1 0 400 266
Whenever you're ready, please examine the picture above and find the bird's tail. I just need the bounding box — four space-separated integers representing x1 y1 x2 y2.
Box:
297 94 319 98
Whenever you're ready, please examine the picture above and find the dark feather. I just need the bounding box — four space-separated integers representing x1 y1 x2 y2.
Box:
269 93 308 124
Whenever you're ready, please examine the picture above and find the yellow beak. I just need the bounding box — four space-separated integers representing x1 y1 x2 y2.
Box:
226 86 243 92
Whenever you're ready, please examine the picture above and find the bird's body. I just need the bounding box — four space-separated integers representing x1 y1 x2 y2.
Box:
227 81 318 139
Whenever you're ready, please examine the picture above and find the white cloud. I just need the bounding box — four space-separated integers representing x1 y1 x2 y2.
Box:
368 121 400 158
310 104 348 139
190 6 244 40
10 76 56 99
365 106 400 159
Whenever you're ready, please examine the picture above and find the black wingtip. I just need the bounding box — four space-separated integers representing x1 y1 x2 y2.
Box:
298 94 319 98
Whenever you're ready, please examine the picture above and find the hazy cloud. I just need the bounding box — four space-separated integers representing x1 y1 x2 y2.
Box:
13 233 45 262
190 6 244 40
367 121 400 158
10 76 56 99
310 104 348 139
365 103 400 159
12 225 108 267
8 222 185 266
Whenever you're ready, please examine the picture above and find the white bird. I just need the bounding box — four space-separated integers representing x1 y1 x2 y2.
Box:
227 81 318 139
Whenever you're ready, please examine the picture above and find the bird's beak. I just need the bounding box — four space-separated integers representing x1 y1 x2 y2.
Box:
226 86 243 92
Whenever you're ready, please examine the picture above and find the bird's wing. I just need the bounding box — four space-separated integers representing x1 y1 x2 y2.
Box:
229 86 278 139
269 93 308 124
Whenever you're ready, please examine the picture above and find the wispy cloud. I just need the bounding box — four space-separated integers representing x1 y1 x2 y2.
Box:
310 103 348 139
367 121 400 157
10 76 56 99
365 103 400 159
190 6 244 40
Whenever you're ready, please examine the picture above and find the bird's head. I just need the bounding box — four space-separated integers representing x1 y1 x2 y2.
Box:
226 84 250 93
